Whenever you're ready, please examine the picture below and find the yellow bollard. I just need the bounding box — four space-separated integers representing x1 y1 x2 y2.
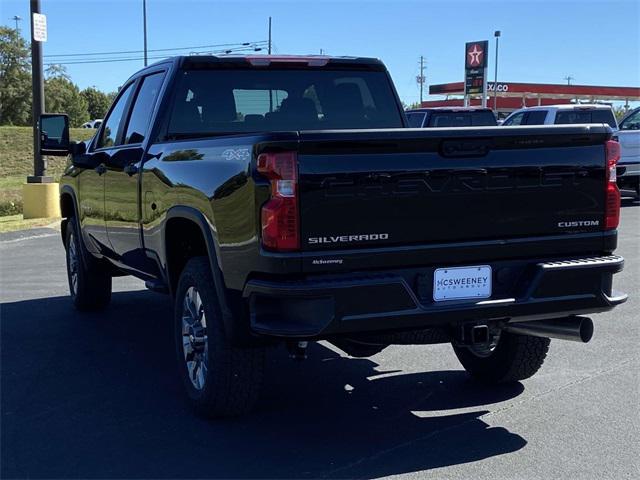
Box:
22 182 61 219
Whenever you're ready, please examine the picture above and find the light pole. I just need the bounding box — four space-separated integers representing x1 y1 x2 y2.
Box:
143 0 148 66
493 30 501 112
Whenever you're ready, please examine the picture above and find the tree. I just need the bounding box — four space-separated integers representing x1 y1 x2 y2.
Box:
44 66 89 127
0 27 32 125
613 105 630 122
81 86 113 120
45 64 71 81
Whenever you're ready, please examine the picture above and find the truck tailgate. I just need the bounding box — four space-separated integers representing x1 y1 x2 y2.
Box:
297 125 611 251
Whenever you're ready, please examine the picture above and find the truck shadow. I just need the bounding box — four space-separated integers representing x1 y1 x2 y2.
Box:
1 290 526 479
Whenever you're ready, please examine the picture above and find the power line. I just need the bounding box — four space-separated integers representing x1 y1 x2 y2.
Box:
43 41 267 59
43 46 265 66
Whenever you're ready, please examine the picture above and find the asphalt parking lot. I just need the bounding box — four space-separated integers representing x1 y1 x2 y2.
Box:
1 199 638 479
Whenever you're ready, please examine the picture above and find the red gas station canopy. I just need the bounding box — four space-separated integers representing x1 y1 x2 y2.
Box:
428 81 640 104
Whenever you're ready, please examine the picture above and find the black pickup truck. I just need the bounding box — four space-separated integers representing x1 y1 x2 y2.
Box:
40 55 626 418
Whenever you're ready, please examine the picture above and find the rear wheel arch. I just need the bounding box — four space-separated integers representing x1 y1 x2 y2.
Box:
164 215 209 296
162 207 234 334
162 205 230 308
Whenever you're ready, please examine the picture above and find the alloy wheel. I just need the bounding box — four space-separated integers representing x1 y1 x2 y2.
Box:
67 231 79 296
181 286 209 390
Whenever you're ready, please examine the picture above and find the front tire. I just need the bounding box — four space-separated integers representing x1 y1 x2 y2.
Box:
175 257 265 418
453 331 550 384
65 219 112 311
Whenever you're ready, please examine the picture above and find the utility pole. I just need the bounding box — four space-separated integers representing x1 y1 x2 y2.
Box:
417 55 426 105
29 0 47 182
493 30 501 112
564 75 574 85
268 16 273 112
12 15 22 32
143 0 148 66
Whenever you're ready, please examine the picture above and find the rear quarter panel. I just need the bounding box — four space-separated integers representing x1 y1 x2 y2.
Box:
141 134 297 289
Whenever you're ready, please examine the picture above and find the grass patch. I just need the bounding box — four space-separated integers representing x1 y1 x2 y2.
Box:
0 177 24 215
0 126 95 220
0 214 60 233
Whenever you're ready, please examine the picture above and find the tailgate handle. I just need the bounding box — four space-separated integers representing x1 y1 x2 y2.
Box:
441 140 491 158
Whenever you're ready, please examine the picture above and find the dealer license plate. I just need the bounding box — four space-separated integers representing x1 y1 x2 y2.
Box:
433 265 492 301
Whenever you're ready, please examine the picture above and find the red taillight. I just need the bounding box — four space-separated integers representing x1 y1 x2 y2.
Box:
257 151 299 251
605 139 621 230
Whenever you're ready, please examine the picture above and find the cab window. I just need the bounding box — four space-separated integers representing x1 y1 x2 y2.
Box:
620 110 640 130
524 110 547 125
503 112 525 126
124 72 165 144
97 83 134 149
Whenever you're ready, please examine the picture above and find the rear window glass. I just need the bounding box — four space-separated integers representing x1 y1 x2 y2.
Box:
406 112 425 127
427 111 496 127
167 68 404 136
555 109 617 128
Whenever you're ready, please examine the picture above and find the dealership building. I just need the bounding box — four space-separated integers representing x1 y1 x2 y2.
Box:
425 81 640 116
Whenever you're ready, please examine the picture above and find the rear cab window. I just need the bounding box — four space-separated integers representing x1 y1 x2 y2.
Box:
427 111 496 127
406 112 426 128
166 67 404 137
555 109 617 128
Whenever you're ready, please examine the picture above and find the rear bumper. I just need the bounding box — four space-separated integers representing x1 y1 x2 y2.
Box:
243 255 626 338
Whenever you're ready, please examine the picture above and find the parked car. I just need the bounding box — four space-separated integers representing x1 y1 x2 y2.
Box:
81 119 103 129
502 104 618 128
405 107 497 127
39 55 626 418
614 107 640 196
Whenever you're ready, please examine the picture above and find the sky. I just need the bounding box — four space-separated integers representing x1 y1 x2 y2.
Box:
2 0 639 107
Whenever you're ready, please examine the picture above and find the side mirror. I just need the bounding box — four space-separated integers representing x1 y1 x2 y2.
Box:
40 114 70 156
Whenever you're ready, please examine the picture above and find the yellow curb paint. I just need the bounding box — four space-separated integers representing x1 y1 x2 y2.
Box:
22 183 61 219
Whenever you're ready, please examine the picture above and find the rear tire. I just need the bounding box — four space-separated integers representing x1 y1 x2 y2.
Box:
453 331 550 383
175 257 265 418
65 218 112 311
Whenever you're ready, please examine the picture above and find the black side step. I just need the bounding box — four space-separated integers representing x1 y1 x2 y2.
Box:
145 280 169 295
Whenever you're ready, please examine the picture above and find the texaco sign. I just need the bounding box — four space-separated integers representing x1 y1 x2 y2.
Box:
465 41 488 69
464 41 488 95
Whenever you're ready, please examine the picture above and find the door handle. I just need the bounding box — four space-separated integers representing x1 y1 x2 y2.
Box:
123 163 139 176
95 163 107 175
